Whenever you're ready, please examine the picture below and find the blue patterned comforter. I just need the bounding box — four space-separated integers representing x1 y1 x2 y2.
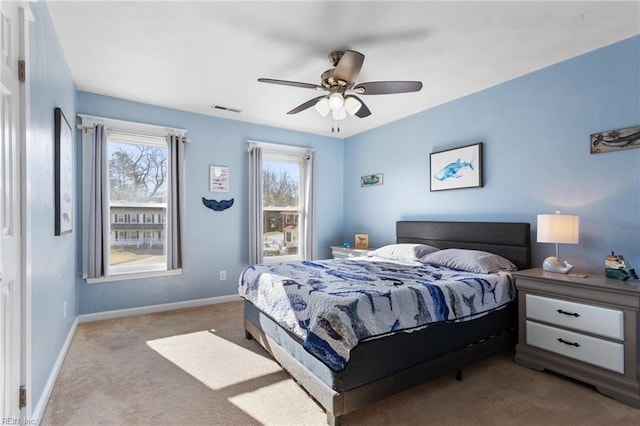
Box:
239 257 516 372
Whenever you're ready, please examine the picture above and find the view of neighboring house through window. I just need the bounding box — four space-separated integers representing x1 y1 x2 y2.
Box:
262 153 303 260
108 133 168 274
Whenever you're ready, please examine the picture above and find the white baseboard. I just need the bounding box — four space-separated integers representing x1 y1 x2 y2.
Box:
33 294 241 423
32 317 79 425
77 294 242 323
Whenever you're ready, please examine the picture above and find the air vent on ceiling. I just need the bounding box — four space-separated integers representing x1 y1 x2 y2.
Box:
211 104 242 113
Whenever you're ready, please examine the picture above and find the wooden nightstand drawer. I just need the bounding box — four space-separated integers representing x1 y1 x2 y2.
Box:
526 321 624 373
526 294 623 340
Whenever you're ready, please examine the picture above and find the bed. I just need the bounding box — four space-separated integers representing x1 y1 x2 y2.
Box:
240 221 531 425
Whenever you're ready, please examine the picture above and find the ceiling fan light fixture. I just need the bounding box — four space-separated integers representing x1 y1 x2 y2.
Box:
314 97 330 116
332 108 347 121
344 96 362 115
328 92 344 111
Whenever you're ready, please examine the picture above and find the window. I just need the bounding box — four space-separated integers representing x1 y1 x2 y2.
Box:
108 133 168 275
249 142 315 264
262 153 303 261
80 114 187 282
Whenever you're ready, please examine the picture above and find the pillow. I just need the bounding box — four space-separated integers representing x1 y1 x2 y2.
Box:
368 243 440 262
420 249 516 274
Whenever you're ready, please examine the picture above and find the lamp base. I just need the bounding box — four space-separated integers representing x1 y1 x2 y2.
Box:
542 256 574 274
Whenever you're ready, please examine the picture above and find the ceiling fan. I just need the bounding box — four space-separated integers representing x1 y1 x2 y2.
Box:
258 50 423 132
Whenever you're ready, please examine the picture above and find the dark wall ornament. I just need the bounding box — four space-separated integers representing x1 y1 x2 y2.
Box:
202 197 234 211
590 125 640 154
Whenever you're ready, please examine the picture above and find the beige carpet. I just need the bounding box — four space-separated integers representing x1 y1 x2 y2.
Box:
42 301 640 425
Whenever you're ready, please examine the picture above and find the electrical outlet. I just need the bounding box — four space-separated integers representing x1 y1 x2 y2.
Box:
220 270 227 281
63 301 67 319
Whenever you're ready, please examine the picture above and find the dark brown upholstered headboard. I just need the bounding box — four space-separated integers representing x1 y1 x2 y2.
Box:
396 221 531 270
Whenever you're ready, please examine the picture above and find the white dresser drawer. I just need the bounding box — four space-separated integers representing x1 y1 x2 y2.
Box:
330 246 369 259
526 294 623 340
526 321 624 373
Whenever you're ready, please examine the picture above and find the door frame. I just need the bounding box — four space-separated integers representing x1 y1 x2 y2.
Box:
17 1 32 420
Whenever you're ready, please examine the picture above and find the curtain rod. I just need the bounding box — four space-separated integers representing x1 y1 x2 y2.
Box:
77 113 188 135
76 124 191 143
247 139 314 153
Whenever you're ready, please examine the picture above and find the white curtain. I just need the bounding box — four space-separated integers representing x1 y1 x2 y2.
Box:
87 124 108 279
248 146 263 264
302 153 316 260
167 134 186 270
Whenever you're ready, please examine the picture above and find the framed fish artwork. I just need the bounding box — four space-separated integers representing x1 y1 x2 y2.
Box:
430 142 483 192
360 172 383 187
590 125 640 154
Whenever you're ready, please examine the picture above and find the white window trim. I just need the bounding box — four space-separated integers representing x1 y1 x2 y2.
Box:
86 268 182 284
79 114 186 283
258 142 310 264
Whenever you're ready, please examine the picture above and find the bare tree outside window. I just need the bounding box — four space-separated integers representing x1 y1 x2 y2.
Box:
263 160 300 257
108 139 168 273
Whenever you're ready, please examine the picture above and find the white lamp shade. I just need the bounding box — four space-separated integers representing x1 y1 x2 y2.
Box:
314 97 330 116
332 108 347 121
344 96 362 115
537 213 579 244
328 93 344 111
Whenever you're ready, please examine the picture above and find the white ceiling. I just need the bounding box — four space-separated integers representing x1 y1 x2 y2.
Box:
47 1 640 138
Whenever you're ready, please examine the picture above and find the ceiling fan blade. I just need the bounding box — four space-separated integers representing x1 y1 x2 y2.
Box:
287 95 327 115
258 78 320 90
354 81 423 95
350 95 371 118
333 50 365 84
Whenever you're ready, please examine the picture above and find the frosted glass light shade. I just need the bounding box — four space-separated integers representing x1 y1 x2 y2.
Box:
315 98 330 116
328 93 344 111
344 96 362 115
332 108 347 121
537 213 580 244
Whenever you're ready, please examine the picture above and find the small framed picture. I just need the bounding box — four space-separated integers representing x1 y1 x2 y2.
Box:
210 166 229 192
361 173 383 187
355 234 369 249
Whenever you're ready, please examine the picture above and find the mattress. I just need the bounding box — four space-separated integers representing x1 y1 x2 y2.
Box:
244 298 517 392
239 256 517 372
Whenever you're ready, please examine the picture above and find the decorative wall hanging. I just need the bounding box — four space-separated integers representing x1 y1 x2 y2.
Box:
210 165 230 192
361 173 383 187
202 197 234 211
590 125 640 154
430 142 483 192
54 107 73 235
355 234 369 249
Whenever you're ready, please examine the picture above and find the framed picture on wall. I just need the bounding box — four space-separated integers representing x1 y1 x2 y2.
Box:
430 142 483 192
210 165 230 192
360 173 383 187
54 107 73 235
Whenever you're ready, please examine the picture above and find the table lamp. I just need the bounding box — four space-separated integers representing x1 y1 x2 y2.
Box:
537 211 580 273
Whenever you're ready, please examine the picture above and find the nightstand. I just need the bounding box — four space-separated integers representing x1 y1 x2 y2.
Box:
330 246 371 259
513 268 640 408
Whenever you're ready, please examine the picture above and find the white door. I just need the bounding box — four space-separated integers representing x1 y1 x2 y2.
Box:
0 0 22 419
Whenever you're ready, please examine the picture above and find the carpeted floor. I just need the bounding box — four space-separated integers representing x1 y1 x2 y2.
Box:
42 301 640 425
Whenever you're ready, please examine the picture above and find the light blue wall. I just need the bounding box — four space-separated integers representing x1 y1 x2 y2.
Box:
76 92 344 314
27 1 77 412
343 35 640 275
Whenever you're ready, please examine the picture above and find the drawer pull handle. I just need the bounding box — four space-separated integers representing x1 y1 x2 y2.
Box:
557 309 580 317
557 338 581 348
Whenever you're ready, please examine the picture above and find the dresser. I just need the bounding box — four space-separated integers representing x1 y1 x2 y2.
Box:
330 246 371 259
513 268 640 407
